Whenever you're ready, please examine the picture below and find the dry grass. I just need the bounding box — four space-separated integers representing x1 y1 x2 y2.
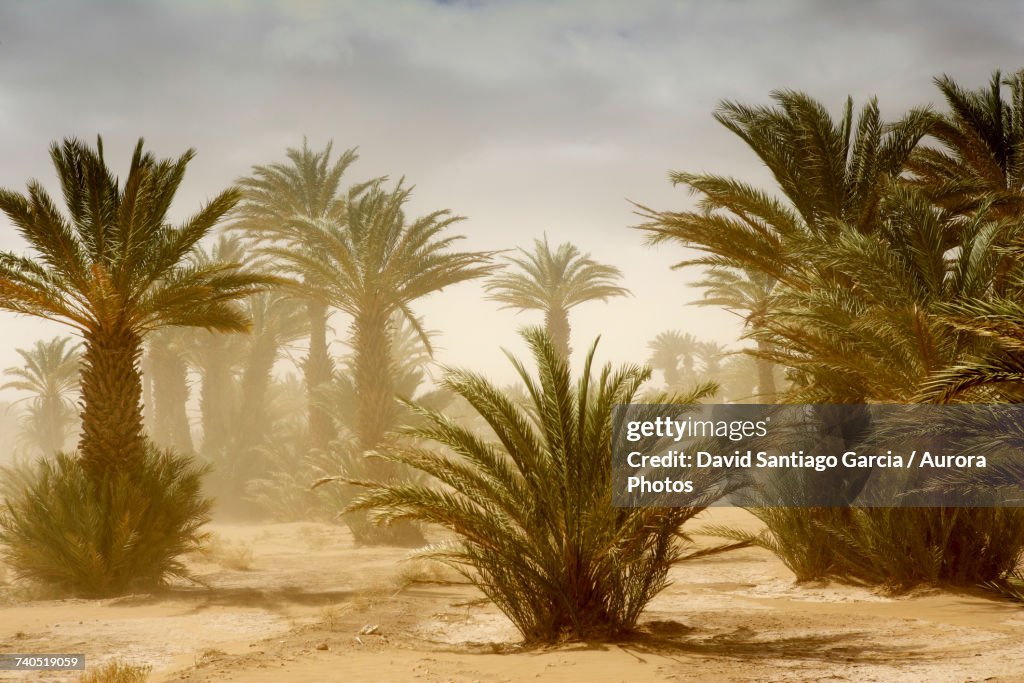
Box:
78 659 151 683
319 604 353 631
391 559 463 589
197 534 254 571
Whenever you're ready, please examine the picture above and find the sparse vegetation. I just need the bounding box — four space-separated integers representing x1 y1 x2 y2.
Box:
78 660 151 683
198 534 255 571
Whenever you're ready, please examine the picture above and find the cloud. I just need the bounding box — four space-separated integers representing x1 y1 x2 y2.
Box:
0 0 1021 394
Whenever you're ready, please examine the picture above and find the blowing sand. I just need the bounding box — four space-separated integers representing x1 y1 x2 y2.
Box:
1 509 1022 682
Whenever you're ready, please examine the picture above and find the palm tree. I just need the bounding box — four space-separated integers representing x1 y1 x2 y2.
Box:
691 268 778 401
269 181 496 544
908 69 1024 219
143 327 195 453
234 140 368 454
340 327 735 643
646 330 700 389
636 91 933 401
695 340 727 379
0 137 271 481
485 236 630 357
233 289 309 458
2 337 81 455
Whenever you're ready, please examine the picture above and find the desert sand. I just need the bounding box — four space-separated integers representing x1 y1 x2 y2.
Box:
1 509 1022 683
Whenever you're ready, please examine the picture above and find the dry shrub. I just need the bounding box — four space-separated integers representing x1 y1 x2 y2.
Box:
78 660 151 683
198 535 254 571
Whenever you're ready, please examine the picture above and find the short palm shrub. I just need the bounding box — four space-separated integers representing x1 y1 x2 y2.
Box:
0 445 211 597
830 507 1024 589
345 327 739 643
720 504 1024 590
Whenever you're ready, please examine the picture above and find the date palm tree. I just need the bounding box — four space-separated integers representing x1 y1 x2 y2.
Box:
340 327 736 642
0 136 271 481
234 140 369 454
143 327 195 453
636 90 932 400
3 336 81 455
691 267 778 401
485 236 629 357
270 182 496 457
908 69 1024 219
646 330 700 389
269 181 496 543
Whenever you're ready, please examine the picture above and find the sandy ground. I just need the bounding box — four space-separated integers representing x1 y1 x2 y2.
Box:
1 509 1022 683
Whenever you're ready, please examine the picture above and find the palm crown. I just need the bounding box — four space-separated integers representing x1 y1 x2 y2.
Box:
234 140 368 453
266 181 497 454
2 336 82 455
0 136 271 479
485 236 629 357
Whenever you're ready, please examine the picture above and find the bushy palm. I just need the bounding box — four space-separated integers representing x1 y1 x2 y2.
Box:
636 85 1024 591
3 336 81 455
0 137 270 481
637 91 932 401
486 236 629 357
343 328 738 643
0 445 211 597
637 91 932 287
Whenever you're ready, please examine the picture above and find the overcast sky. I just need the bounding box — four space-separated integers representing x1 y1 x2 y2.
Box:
0 0 1022 400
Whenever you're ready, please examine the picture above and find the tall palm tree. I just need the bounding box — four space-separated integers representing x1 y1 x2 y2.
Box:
234 140 368 454
636 91 932 401
646 330 700 389
0 137 271 481
485 236 630 357
143 327 195 453
691 267 778 401
908 69 1024 219
2 337 81 455
268 181 496 465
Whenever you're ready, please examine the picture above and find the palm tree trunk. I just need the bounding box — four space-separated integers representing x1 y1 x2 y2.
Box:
350 305 424 546
304 297 335 452
41 395 65 455
78 325 146 481
150 344 194 453
755 340 777 403
200 337 234 458
235 333 278 458
352 304 397 457
545 307 572 358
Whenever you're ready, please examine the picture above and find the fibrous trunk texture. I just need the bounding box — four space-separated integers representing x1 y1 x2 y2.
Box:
78 325 146 481
545 307 571 358
349 304 424 547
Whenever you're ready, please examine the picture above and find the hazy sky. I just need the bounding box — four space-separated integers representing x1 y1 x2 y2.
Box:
0 0 1022 400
